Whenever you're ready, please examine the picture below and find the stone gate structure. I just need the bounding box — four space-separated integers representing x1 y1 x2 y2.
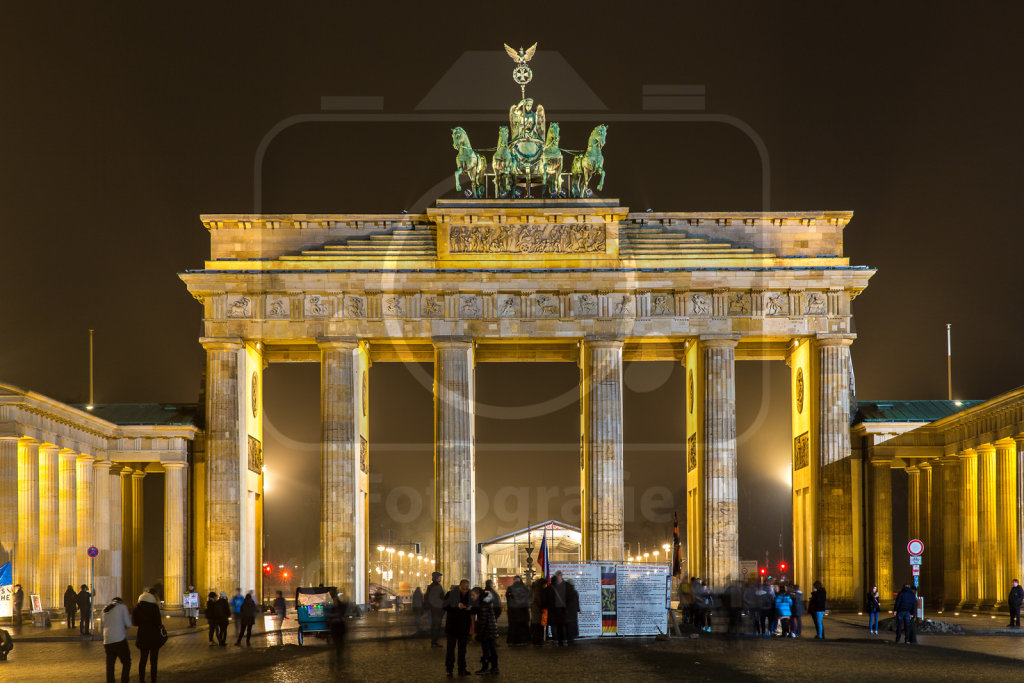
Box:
180 198 875 605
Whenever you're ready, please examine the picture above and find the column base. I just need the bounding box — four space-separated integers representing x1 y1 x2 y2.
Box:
957 600 979 611
976 600 996 612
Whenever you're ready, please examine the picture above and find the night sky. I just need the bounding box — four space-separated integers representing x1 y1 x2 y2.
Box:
2 4 1022 580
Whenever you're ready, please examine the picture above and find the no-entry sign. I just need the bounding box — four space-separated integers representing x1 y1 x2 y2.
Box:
907 539 924 556
87 546 98 558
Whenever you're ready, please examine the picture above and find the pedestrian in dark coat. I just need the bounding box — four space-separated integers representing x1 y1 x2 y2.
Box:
205 592 219 644
215 592 231 645
64 585 78 629
235 591 259 646
412 587 425 633
544 571 569 645
473 587 501 674
443 580 473 676
77 584 94 635
565 580 581 644
505 576 531 645
790 585 805 638
424 572 445 648
809 581 827 639
530 577 548 645
13 585 24 627
893 584 916 644
133 592 164 682
1008 579 1023 627
866 586 881 634
0 627 13 660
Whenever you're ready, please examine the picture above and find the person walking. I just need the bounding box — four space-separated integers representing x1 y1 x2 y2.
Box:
230 588 244 639
101 596 132 683
133 591 165 682
530 577 548 645
184 585 199 628
756 582 773 637
412 586 425 634
444 579 473 677
742 581 759 636
77 584 94 635
866 586 881 635
13 585 23 627
790 584 805 638
425 571 445 648
473 586 501 675
1008 579 1023 628
205 592 219 645
215 592 231 646
544 571 569 645
505 576 530 645
893 584 916 644
774 585 793 637
809 581 827 639
235 591 259 646
63 584 78 629
272 591 287 636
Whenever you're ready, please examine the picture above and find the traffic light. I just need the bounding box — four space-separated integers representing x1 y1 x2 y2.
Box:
779 562 787 573
263 564 273 575
759 567 766 577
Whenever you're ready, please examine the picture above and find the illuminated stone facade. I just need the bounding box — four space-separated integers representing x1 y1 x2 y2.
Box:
0 385 198 613
181 198 874 603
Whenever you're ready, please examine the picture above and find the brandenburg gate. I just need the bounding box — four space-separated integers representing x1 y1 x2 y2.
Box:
180 198 874 604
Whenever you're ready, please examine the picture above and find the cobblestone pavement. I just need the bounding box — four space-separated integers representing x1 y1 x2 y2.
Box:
4 613 1023 681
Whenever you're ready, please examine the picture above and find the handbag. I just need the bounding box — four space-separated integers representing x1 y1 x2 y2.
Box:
157 624 169 647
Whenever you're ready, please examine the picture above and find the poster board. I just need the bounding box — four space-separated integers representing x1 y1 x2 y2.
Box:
30 594 43 612
548 562 670 637
0 561 11 618
183 592 200 609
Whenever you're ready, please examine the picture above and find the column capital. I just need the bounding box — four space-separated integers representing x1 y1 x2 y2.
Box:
92 459 112 471
317 336 360 351
582 336 625 348
76 452 96 464
130 467 147 479
975 443 997 455
432 336 474 349
699 334 740 348
162 461 188 471
905 464 920 474
815 333 856 347
200 336 244 351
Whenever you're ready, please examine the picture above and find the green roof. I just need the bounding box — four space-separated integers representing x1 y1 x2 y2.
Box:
72 403 200 427
853 399 983 424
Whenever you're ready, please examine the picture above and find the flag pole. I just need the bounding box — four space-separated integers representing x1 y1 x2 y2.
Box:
946 323 952 400
87 329 95 410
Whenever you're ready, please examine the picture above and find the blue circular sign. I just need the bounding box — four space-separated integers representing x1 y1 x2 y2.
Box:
87 545 99 558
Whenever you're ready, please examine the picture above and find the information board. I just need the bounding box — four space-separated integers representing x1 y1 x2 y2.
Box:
547 562 669 637
183 592 200 609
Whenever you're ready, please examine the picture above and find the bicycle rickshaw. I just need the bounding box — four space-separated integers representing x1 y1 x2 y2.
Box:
295 586 338 645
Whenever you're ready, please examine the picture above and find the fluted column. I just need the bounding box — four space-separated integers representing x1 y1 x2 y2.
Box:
959 450 979 609
940 457 962 610
163 462 187 610
58 450 78 591
0 438 17 566
816 335 858 606
869 459 894 597
38 444 60 609
995 440 1018 607
434 339 476 586
701 337 739 587
16 439 39 594
976 445 998 609
320 339 369 601
76 454 95 588
93 459 112 603
110 467 124 600
920 462 933 600
907 466 921 540
131 468 145 599
580 339 625 562
203 339 243 595
1016 436 1024 587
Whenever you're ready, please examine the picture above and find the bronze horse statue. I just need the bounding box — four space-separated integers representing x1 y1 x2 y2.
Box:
452 126 487 198
492 126 514 198
570 124 607 198
541 122 564 197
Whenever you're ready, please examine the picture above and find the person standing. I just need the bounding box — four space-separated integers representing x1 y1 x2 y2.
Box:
205 592 219 645
530 577 548 645
77 584 94 635
1008 579 1023 628
184 585 199 628
272 591 287 636
773 585 793 637
235 591 259 646
13 585 23 627
473 586 500 675
742 581 759 636
425 571 445 648
893 584 916 644
215 592 231 646
63 585 78 629
101 596 132 683
505 575 531 645
866 586 881 635
133 591 165 682
790 584 805 638
565 579 581 644
412 586 424 633
230 588 244 639
544 571 569 645
0 626 12 660
443 580 473 677
809 581 827 639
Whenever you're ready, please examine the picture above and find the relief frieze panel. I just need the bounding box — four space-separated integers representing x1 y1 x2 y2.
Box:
227 294 252 319
765 291 790 316
574 293 598 317
533 293 560 318
689 292 711 316
448 223 607 254
345 295 366 318
803 291 827 315
304 294 330 318
727 292 751 315
497 294 521 318
651 293 674 316
422 294 444 318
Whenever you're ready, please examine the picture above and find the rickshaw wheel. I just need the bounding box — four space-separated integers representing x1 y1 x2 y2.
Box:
297 626 303 645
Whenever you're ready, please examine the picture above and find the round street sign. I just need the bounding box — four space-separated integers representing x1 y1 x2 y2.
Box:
87 545 99 558
907 539 924 556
